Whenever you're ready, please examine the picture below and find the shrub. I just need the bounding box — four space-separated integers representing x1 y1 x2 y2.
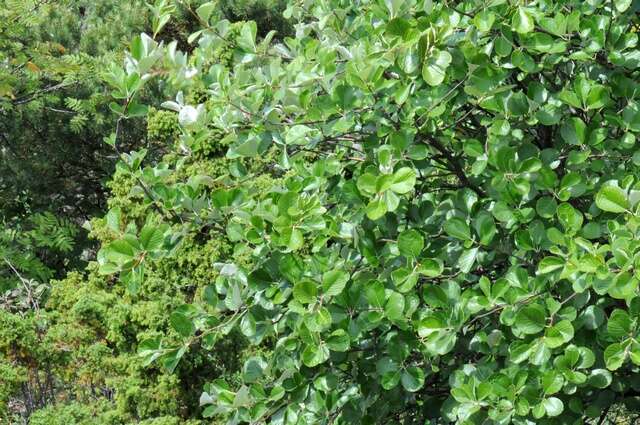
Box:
101 0 640 423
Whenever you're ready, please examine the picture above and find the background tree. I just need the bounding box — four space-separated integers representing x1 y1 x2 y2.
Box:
0 0 151 219
0 0 290 423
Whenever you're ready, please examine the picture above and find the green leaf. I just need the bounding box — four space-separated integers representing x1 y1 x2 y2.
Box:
237 21 257 52
604 342 627 370
397 229 424 258
537 256 565 274
381 370 401 390
444 217 471 240
543 397 564 417
170 311 195 338
285 125 313 145
556 203 583 233
162 347 186 373
377 357 400 390
385 291 405 320
105 208 121 233
389 167 417 194
541 370 564 394
544 320 574 348
473 212 496 245
196 2 216 23
596 184 629 213
630 341 640 365
102 239 137 265
608 272 638 299
293 280 318 304
530 340 552 366
622 102 640 131
474 10 495 33
307 307 332 332
458 247 478 274
301 344 330 367
422 49 452 86
560 117 586 145
425 331 457 355
607 309 633 339
240 312 256 336
366 198 387 220
536 196 557 218
229 132 271 157
417 316 446 337
401 367 425 392
139 225 165 251
286 228 304 251
357 173 377 195
586 85 610 110
615 0 632 12
333 85 357 110
417 259 443 277
366 280 386 307
391 267 418 292
243 356 266 383
515 304 546 335
579 305 605 330
384 0 403 18
325 329 350 352
138 337 162 366
588 369 612 389
422 285 449 309
512 7 534 34
322 270 349 296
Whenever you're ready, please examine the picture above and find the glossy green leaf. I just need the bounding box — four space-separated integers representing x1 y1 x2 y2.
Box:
596 185 629 213
170 312 195 338
389 167 417 194
397 229 424 258
293 280 318 304
543 397 564 417
604 343 627 370
422 49 452 86
385 291 405 320
512 7 534 34
537 257 565 274
326 329 350 352
444 217 471 240
545 320 574 348
322 270 349 296
301 344 330 367
401 366 425 392
515 304 546 335
366 198 387 220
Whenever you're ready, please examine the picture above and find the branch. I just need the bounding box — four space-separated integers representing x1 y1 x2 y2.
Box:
12 82 70 105
419 134 486 197
2 258 40 313
597 405 610 425
465 292 542 329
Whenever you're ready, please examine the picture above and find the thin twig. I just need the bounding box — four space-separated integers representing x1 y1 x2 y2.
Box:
2 258 40 312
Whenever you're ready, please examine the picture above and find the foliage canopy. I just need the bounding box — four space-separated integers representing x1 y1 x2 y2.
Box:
96 0 640 423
